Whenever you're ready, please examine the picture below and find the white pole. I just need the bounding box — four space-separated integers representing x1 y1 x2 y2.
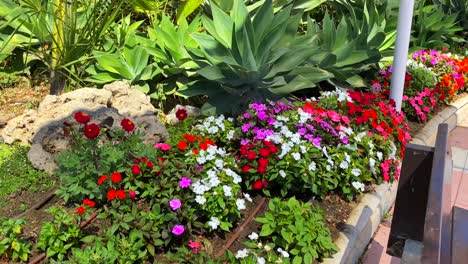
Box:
390 0 415 112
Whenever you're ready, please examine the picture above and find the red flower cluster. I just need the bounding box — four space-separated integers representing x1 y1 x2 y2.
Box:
239 140 278 191
76 198 96 214
175 108 188 121
253 179 268 190
107 188 126 201
110 172 122 183
177 134 216 154
121 118 135 132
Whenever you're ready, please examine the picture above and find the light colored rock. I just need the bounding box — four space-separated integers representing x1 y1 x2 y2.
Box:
0 81 168 173
166 104 201 124
27 144 57 174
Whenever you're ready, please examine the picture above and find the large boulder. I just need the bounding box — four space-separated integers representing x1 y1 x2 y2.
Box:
1 81 168 173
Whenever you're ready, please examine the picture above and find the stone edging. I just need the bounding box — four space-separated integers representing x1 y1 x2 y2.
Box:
323 93 468 264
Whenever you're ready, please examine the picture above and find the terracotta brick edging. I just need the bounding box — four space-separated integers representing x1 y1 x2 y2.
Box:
323 93 468 264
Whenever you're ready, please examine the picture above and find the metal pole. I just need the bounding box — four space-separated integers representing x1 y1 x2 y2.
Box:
389 0 415 112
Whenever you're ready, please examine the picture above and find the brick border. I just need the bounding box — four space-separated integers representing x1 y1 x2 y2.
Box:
323 93 468 264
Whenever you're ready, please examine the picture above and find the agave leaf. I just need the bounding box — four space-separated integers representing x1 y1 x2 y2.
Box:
252 0 274 47
210 1 233 48
176 0 203 25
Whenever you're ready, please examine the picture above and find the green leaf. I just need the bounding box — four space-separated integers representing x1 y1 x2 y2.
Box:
210 1 233 47
176 0 203 25
292 256 303 264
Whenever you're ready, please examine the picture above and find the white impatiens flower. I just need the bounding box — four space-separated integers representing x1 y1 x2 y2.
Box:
326 165 331 171
226 130 235 140
377 151 383 161
339 160 349 169
292 152 301 161
351 168 361 177
215 159 224 169
257 256 266 264
195 195 207 205
264 245 272 251
300 145 307 153
207 217 220 230
248 232 259 241
277 248 290 258
222 185 232 197
352 181 365 192
236 198 246 210
344 152 351 163
369 158 376 175
192 181 208 195
243 193 253 202
235 248 249 259
308 161 317 171
279 170 286 178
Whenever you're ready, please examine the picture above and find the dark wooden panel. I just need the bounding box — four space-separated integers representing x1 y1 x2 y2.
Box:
387 143 434 257
452 206 468 264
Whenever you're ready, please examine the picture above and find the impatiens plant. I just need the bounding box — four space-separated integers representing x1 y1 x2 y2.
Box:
0 218 31 262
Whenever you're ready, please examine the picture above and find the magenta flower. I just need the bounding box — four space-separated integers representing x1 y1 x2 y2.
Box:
169 199 182 210
129 190 136 199
172 225 185 236
154 143 171 151
179 177 191 188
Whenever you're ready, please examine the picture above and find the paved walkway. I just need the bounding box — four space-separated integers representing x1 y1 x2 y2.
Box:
361 118 468 264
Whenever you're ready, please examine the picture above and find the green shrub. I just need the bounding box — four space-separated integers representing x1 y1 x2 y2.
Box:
0 218 31 262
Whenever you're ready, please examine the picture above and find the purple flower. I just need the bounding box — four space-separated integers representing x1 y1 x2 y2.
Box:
251 103 266 112
430 59 437 66
312 137 322 147
256 130 266 140
241 138 250 145
267 117 276 125
371 82 382 93
342 136 349 145
304 134 313 141
169 199 182 210
298 128 307 135
172 225 185 236
257 111 268 120
243 112 250 119
241 123 251 132
194 165 203 171
306 124 314 131
179 177 191 188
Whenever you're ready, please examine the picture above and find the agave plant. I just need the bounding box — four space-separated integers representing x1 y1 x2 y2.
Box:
432 0 468 31
181 0 332 115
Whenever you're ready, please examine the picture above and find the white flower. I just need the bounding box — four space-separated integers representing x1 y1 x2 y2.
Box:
195 195 206 205
351 168 361 177
192 181 208 195
196 156 207 164
207 217 220 230
339 160 349 169
326 165 331 171
292 152 301 161
345 153 351 163
226 130 235 140
300 145 307 153
222 185 232 197
257 242 263 248
243 193 252 202
236 199 246 210
248 232 259 241
257 257 266 264
277 116 289 122
308 161 317 171
369 158 376 175
235 248 249 259
264 245 272 251
215 159 224 169
279 170 286 178
377 151 383 161
277 248 290 258
352 181 365 192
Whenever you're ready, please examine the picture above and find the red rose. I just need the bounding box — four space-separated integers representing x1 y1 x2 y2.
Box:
259 148 271 157
258 158 269 167
121 118 135 132
246 151 257 160
131 164 141 175
178 141 188 151
110 172 122 183
269 145 278 153
175 108 188 121
257 166 267 174
74 111 90 124
84 123 100 139
147 161 154 169
76 206 85 214
83 198 95 208
116 190 126 200
97 174 107 185
253 180 263 190
107 188 116 201
242 165 252 172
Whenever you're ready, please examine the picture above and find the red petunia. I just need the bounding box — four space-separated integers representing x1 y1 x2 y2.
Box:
242 165 252 172
83 198 95 208
84 123 100 139
76 206 85 214
97 174 107 185
175 108 188 121
246 151 257 160
121 118 135 132
259 148 271 157
257 166 267 174
258 158 269 167
116 190 126 200
131 164 141 175
107 188 116 201
110 172 122 183
253 180 263 190
74 111 90 124
178 141 188 151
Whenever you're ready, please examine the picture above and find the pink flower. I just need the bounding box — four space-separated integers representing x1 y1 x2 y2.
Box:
169 199 182 210
327 110 341 122
179 177 191 188
154 143 171 151
341 116 350 124
188 240 201 254
129 190 136 199
172 225 185 236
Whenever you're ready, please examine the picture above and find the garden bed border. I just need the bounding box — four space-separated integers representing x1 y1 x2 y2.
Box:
323 93 468 264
